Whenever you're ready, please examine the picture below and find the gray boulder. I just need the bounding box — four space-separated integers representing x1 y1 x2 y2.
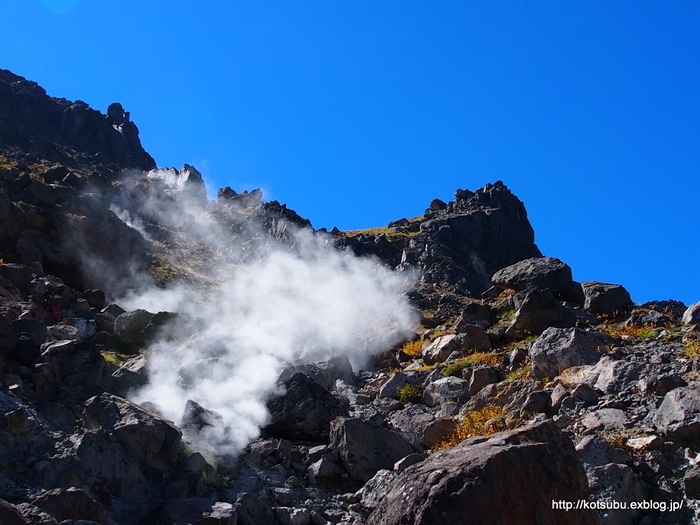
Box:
70 429 155 513
653 384 700 441
423 376 470 407
388 403 435 442
330 417 416 482
683 301 700 325
361 469 398 511
367 420 598 525
463 379 541 416
529 327 613 380
576 436 648 525
453 325 491 352
581 282 633 317
422 335 458 365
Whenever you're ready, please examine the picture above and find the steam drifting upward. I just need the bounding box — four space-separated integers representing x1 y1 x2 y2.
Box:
114 169 418 455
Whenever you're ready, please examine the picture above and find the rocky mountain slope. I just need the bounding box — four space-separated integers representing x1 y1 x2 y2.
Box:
1 68 700 525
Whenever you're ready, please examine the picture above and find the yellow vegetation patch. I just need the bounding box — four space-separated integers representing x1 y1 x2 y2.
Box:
684 340 700 360
399 340 424 357
397 383 424 403
432 404 506 452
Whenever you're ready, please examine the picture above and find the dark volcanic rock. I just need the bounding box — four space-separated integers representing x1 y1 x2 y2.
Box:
341 181 541 297
581 281 633 317
367 420 598 525
264 372 349 442
402 182 542 296
330 417 416 482
82 393 182 471
492 256 583 303
32 487 108 524
506 288 577 338
0 69 155 170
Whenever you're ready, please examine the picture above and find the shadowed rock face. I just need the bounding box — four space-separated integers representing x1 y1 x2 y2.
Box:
0 68 155 170
339 181 542 298
367 420 598 525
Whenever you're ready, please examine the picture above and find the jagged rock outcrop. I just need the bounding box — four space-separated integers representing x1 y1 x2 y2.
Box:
0 68 155 170
339 181 542 297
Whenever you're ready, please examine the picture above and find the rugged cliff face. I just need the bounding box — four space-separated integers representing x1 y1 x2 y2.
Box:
1 69 699 525
0 68 155 171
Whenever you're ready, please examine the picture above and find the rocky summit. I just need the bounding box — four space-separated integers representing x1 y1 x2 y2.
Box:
1 68 700 525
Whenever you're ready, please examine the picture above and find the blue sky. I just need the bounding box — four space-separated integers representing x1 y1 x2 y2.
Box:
3 1 699 305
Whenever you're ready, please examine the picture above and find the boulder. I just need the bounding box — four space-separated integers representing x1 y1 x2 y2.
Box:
653 384 700 441
506 288 577 338
113 309 155 345
32 488 107 524
388 403 435 443
581 409 629 431
626 309 669 327
492 257 583 302
453 325 491 352
581 282 633 317
422 335 458 365
367 420 598 525
361 469 398 511
82 393 182 470
265 373 349 442
468 365 500 396
234 492 274 525
330 417 416 482
684 468 700 500
111 354 149 395
576 436 648 525
463 379 542 416
70 429 155 510
423 377 470 407
529 327 613 380
683 302 700 325
33 341 106 399
454 303 492 330
589 356 645 395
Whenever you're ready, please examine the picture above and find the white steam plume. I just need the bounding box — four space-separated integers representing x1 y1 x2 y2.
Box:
110 168 418 455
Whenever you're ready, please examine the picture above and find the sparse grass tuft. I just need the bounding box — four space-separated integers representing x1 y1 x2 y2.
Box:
432 405 506 452
505 362 532 381
397 383 424 403
101 351 128 367
603 324 660 340
442 352 504 377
